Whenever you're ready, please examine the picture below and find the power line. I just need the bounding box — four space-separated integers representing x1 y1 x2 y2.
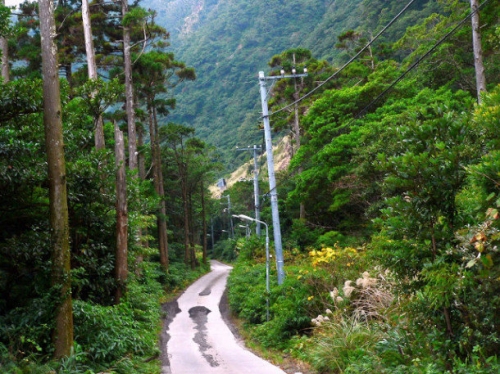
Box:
355 0 492 118
271 0 420 116
261 0 491 196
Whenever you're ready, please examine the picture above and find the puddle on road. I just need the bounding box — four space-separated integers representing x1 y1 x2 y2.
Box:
189 306 220 367
199 288 211 296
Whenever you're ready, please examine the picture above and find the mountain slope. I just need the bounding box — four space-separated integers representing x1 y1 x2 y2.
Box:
142 0 441 170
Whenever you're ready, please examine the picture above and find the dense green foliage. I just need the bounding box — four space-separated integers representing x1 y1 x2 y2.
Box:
0 0 215 372
219 0 500 372
3 0 500 372
142 0 447 169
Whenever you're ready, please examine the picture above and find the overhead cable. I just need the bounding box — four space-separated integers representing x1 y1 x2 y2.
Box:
270 0 420 116
355 0 493 118
261 0 492 195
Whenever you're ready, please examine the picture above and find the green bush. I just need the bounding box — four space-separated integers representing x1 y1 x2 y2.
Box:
212 238 238 262
73 297 159 367
228 259 319 349
0 291 57 360
252 275 314 348
315 230 345 248
69 262 164 372
288 219 322 250
162 261 190 289
227 262 266 319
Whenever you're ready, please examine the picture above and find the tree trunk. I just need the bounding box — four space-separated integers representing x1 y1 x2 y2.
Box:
0 35 8 82
149 106 169 269
82 0 105 150
470 0 486 103
292 53 305 220
0 0 9 83
136 124 149 254
39 0 73 358
182 179 191 266
64 64 72 87
188 190 198 268
137 124 146 180
122 0 137 170
114 121 128 303
201 180 207 264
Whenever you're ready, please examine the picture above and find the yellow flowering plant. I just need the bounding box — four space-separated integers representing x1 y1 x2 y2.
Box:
308 243 360 269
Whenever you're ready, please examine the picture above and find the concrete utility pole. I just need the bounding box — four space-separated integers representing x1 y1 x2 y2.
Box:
236 145 262 236
258 68 307 285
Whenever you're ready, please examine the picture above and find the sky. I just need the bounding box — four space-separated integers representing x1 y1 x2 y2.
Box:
5 0 31 7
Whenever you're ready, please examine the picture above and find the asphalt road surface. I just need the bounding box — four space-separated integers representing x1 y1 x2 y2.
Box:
162 260 286 374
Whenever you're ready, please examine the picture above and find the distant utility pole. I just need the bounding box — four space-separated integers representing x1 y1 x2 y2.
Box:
236 145 262 236
258 68 307 285
221 195 234 238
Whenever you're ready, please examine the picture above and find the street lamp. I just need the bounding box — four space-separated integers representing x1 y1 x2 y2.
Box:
238 224 250 238
233 214 270 321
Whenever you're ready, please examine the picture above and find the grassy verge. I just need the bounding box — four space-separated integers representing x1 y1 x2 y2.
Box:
226 236 500 374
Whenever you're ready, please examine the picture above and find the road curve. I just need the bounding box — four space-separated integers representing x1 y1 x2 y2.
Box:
162 260 286 374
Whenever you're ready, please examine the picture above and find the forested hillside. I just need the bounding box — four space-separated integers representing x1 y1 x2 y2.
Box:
142 0 445 169
215 0 500 372
1 0 212 371
2 0 500 372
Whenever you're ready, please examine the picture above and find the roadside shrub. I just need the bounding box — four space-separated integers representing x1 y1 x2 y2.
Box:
306 318 386 373
72 265 162 370
72 299 158 367
228 260 322 349
308 243 368 283
252 274 315 348
212 238 238 262
163 261 190 289
0 292 57 360
288 219 322 250
227 262 265 320
315 230 345 248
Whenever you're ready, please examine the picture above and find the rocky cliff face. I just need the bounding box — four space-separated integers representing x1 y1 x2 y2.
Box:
178 0 204 35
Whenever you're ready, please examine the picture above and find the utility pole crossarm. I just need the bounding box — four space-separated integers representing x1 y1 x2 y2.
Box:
262 73 308 81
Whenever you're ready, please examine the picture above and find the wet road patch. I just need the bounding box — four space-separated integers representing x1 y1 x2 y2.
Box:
189 306 220 367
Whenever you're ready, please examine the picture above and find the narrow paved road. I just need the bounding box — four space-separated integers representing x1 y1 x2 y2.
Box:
162 260 286 374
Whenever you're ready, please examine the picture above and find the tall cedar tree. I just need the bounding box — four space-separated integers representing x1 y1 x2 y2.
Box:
114 121 128 303
121 0 137 170
82 0 105 149
0 0 9 82
39 0 73 358
134 51 196 269
470 0 486 102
